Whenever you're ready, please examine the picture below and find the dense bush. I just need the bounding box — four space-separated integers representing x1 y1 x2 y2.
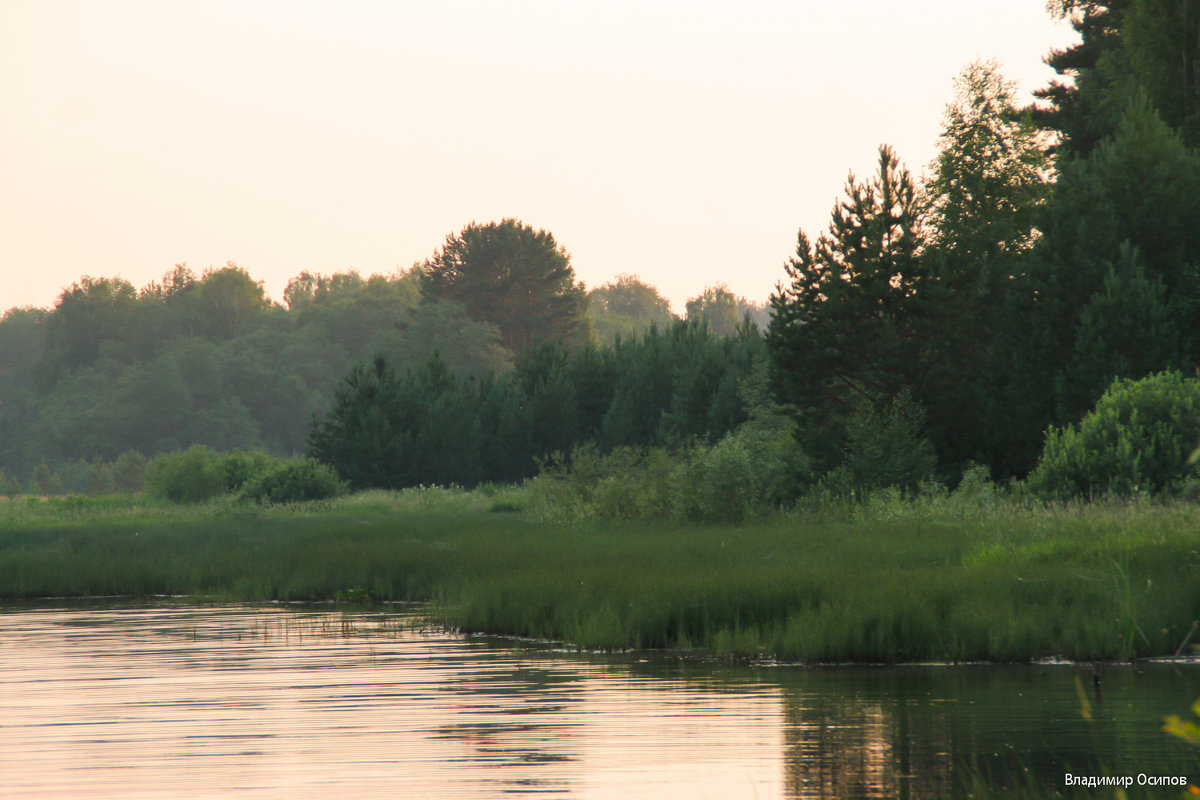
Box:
241 458 346 505
527 445 679 521
527 427 796 523
111 450 148 493
0 468 20 496
144 446 227 503
673 428 792 523
828 389 938 493
221 450 282 492
144 446 287 503
1028 371 1200 498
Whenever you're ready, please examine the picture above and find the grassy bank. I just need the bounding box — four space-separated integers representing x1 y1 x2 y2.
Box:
1 489 1198 663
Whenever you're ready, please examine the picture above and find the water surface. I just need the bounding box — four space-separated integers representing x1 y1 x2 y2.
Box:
1 605 1196 798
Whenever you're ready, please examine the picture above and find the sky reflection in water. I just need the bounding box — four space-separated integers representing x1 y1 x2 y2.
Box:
0 605 1196 798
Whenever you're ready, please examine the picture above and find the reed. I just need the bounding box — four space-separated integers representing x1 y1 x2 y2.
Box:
2 491 1197 663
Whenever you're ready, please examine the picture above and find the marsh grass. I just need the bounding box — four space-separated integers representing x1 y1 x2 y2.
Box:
2 488 1198 663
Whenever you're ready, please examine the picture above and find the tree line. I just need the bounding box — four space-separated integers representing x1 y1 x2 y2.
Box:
0 220 766 490
308 322 764 489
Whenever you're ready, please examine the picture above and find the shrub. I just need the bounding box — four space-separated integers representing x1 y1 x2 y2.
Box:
592 447 678 518
0 468 20 497
833 389 938 493
144 446 227 503
221 450 282 492
241 458 346 505
526 444 680 521
52 459 92 495
526 430 797 524
1028 371 1200 498
111 450 147 493
31 461 62 496
673 428 792 522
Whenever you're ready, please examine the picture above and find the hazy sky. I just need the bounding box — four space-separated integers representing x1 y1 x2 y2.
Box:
1 1 1076 314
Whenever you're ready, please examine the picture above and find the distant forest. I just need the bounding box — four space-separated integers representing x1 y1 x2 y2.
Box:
0 220 768 488
5 0 1200 499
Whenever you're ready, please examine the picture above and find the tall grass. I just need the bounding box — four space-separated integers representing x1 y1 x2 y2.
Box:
2 489 1198 663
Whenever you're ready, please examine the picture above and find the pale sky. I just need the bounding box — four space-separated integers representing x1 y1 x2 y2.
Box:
1 1 1075 314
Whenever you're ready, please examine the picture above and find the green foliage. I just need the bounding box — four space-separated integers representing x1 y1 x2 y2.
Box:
40 276 139 380
527 445 680 522
221 450 282 492
1017 41 1200 478
768 145 928 475
1038 1 1200 152
828 389 938 494
0 260 521 478
307 355 408 490
927 61 1050 266
0 468 21 497
1031 1 1131 157
241 458 346 505
111 451 147 493
515 342 578 458
306 317 762 492
1123 0 1200 144
587 274 676 345
1037 99 1200 308
144 446 228 504
528 422 796 524
673 428 793 523
685 284 741 337
684 284 770 336
1057 247 1183 416
421 218 588 352
1029 371 1200 498
307 354 486 490
600 319 758 450
1164 699 1200 748
188 264 273 338
4 494 1199 664
86 461 116 495
0 307 46 397
31 461 61 496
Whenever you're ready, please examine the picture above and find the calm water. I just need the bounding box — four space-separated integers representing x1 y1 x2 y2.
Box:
1 605 1197 799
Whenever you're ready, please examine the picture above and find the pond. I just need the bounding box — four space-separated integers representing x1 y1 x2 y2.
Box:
0 604 1196 798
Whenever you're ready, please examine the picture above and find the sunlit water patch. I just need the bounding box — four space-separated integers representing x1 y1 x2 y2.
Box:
0 604 1197 798
0 606 784 798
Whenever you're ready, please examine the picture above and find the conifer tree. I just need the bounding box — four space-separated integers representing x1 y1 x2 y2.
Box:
421 219 588 353
921 61 1051 476
1033 98 1200 423
767 145 927 472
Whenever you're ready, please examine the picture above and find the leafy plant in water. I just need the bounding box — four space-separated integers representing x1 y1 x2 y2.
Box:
335 586 375 607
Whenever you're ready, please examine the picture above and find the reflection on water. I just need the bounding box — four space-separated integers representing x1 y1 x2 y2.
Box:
0 605 1196 798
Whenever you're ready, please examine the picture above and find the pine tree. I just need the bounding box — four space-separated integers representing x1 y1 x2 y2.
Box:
421 219 588 353
307 355 409 489
767 145 927 473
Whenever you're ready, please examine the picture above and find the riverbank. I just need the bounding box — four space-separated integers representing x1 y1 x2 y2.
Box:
2 489 1198 663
